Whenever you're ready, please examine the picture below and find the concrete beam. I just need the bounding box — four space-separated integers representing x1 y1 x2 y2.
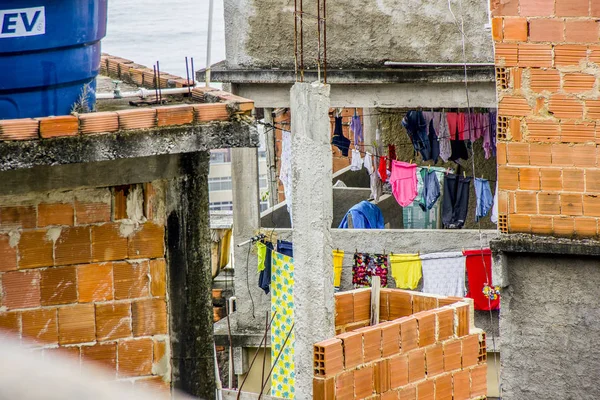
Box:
0 122 257 172
233 82 497 108
290 82 335 399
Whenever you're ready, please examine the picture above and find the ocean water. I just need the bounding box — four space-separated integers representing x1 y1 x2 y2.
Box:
102 0 226 79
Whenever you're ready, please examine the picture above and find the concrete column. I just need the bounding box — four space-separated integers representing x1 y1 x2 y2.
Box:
263 108 279 209
362 107 379 148
290 82 335 399
166 151 215 398
231 147 268 330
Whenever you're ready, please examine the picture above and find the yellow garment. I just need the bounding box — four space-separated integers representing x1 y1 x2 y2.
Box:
218 229 232 269
332 249 344 287
390 253 422 290
257 241 267 272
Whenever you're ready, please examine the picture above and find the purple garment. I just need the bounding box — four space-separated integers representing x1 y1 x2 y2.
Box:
484 111 497 159
350 115 363 146
422 111 435 136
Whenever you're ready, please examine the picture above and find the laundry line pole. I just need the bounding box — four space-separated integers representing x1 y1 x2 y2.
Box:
205 0 214 86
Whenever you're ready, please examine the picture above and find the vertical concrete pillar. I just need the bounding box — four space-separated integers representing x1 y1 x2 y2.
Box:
362 108 379 148
290 82 335 399
263 107 279 209
166 151 215 398
231 147 268 330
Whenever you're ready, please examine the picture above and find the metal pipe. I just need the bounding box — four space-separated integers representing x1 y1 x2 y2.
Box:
294 0 298 81
323 0 327 83
384 61 495 67
317 0 321 83
96 87 191 99
206 0 215 86
300 0 304 81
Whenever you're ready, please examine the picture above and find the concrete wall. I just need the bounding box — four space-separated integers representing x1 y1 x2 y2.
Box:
224 0 493 69
499 252 600 399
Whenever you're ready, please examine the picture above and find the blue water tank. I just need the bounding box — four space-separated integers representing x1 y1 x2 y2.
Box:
0 0 107 119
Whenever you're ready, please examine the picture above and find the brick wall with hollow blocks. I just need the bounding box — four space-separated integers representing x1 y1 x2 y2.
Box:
313 289 487 400
0 182 170 395
492 0 600 237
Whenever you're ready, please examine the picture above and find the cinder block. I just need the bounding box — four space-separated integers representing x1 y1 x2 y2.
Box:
380 289 390 321
425 344 444 377
156 105 194 127
374 359 390 394
22 308 57 344
555 44 587 66
313 377 335 400
95 303 131 341
436 308 454 341
17 230 53 269
37 203 74 227
358 325 382 362
503 17 528 41
117 338 153 377
58 304 95 345
335 370 354 400
91 223 128 262
354 365 374 399
77 263 113 303
461 335 479 368
389 290 412 319
434 373 452 400
470 364 487 398
381 390 399 400
313 338 344 377
113 261 149 300
455 303 469 337
381 321 401 357
400 317 418 352
128 223 164 259
337 331 363 369
398 385 416 400
132 298 167 337
443 341 462 372
389 353 408 389
412 293 437 313
452 369 470 400
415 312 436 347
518 43 553 67
81 343 117 374
416 379 434 400
335 291 354 327
1 270 41 309
353 289 371 322
149 259 167 297
75 200 111 225
54 227 92 266
408 349 425 383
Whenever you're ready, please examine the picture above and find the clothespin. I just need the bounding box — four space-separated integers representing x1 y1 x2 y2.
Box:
463 171 467 178
409 159 413 164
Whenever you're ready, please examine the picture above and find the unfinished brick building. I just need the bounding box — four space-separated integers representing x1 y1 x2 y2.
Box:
0 55 256 399
491 0 600 398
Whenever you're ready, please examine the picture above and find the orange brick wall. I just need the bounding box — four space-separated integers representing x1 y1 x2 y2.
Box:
0 183 170 392
313 289 487 399
492 0 600 237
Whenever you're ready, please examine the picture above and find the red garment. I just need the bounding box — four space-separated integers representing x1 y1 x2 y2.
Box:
378 156 388 182
446 112 466 140
463 249 500 311
387 145 396 170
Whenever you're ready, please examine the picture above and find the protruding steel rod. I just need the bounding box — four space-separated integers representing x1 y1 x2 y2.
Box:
323 0 327 83
156 61 163 103
191 57 196 87
185 56 192 96
300 0 304 81
153 65 159 103
317 0 321 83
294 0 298 81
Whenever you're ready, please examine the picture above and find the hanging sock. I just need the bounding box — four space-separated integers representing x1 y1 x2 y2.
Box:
331 116 351 156
390 160 418 207
258 241 274 294
442 174 472 229
390 253 422 290
420 252 466 297
491 180 499 224
464 249 500 311
350 149 363 171
353 252 389 288
475 178 494 222
333 249 344 292
350 114 363 146
378 156 388 182
418 168 441 211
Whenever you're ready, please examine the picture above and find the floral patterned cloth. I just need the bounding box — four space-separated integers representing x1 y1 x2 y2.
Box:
353 252 389 288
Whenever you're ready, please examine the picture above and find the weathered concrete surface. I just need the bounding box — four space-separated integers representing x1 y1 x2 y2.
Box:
231 147 266 331
499 253 600 400
166 152 215 398
224 0 493 69
232 82 497 108
0 121 257 171
491 233 600 256
290 82 335 399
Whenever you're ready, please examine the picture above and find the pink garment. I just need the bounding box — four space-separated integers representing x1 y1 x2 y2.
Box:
390 160 418 207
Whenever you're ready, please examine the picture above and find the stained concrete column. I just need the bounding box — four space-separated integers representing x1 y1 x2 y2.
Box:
362 108 379 148
263 108 279 209
290 82 335 399
231 147 267 330
166 151 215 398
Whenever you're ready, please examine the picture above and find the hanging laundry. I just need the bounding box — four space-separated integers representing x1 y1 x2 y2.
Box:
403 166 449 229
277 240 294 258
387 145 396 170
390 160 418 207
270 251 295 399
280 130 293 226
368 154 383 202
464 249 500 311
350 149 363 171
491 180 498 224
353 252 389 288
436 112 452 162
489 110 497 157
259 241 274 294
390 253 422 290
484 110 497 159
350 114 363 146
257 241 267 272
331 116 350 156
364 152 374 174
442 174 472 229
449 138 469 161
418 168 441 211
422 111 440 163
475 178 494 222
476 112 486 141
402 111 432 160
420 252 466 297
446 112 465 140
339 201 385 229
378 156 388 182
333 249 344 292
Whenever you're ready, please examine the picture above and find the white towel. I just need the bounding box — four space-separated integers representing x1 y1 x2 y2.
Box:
420 251 466 297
